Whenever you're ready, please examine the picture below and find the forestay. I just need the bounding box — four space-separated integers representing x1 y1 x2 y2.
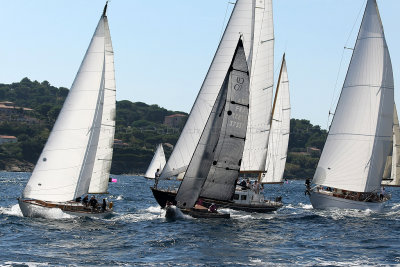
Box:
313 0 394 193
145 144 166 179
23 11 109 202
176 39 250 209
89 11 116 193
261 55 290 184
160 0 254 179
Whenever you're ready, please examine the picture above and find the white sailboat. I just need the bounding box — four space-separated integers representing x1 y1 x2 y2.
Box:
144 144 166 179
308 0 393 212
382 105 400 187
19 3 115 218
167 38 250 219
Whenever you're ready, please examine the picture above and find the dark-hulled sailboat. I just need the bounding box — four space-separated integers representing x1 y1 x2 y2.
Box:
166 38 250 219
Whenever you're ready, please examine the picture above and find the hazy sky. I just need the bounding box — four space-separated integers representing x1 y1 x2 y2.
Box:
1 0 399 128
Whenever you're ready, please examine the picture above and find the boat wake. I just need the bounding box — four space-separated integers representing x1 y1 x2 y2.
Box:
165 206 191 220
111 206 166 223
0 204 23 217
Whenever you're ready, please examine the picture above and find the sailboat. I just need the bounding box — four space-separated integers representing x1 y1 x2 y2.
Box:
18 3 115 218
308 0 393 212
166 38 250 219
152 0 286 213
144 144 166 179
382 105 400 187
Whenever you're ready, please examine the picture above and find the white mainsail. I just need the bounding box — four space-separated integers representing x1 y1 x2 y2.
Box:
313 0 394 193
161 0 274 179
261 55 290 184
382 105 400 186
145 144 166 179
22 8 110 202
88 12 116 194
241 0 274 172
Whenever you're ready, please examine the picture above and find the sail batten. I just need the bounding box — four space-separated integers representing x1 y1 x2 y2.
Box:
313 0 394 193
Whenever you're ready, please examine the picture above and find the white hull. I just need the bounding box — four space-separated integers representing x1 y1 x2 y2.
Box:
18 199 112 219
309 191 386 212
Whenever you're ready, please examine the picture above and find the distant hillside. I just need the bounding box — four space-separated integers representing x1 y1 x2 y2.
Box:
0 78 326 178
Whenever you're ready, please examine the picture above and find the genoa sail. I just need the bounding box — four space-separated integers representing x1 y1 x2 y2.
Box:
22 7 110 202
88 9 116 194
161 0 274 179
145 144 167 179
261 55 290 184
313 0 394 193
176 39 250 209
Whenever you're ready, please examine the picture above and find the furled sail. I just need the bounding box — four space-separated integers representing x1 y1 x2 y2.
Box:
22 8 109 202
145 144 167 179
241 0 274 172
313 0 394 193
382 105 400 186
261 55 290 184
176 39 250 209
161 0 272 179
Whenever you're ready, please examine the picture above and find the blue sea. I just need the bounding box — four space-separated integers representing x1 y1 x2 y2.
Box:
1 172 400 266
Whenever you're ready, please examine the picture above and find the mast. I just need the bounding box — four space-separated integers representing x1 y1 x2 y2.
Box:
313 0 394 193
270 53 285 123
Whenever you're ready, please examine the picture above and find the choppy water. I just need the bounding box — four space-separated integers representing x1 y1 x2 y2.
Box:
1 172 400 266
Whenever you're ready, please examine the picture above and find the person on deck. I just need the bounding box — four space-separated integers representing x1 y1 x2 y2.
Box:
208 203 217 213
239 179 247 189
89 196 98 211
380 187 386 201
82 195 89 207
154 169 161 188
102 199 107 212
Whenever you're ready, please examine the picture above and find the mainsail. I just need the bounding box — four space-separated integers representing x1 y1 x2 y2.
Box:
161 0 273 179
89 6 116 193
382 105 400 186
261 55 290 184
313 0 394 193
176 39 250 209
145 144 167 179
22 6 110 202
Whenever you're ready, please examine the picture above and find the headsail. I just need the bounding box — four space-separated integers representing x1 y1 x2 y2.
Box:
145 144 167 179
160 0 258 179
382 105 400 186
88 9 116 194
176 39 250 209
22 7 109 202
261 55 290 184
313 0 394 193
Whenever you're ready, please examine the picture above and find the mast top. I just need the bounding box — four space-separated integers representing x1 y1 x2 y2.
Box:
102 1 108 17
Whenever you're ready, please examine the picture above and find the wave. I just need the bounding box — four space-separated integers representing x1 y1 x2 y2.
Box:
0 204 23 217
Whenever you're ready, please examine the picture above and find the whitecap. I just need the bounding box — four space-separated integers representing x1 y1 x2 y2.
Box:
0 204 23 217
